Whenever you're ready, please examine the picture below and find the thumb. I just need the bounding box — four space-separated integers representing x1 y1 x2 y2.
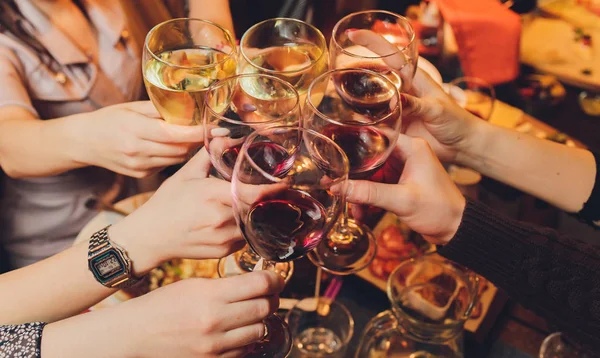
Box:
401 94 443 123
118 101 162 118
345 180 412 215
158 123 205 144
176 147 213 179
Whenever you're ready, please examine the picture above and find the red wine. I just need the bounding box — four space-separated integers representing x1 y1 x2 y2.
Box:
243 189 327 262
220 142 293 177
321 125 390 179
333 66 398 118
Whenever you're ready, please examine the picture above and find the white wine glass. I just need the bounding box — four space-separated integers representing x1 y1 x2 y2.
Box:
143 18 237 126
238 17 329 106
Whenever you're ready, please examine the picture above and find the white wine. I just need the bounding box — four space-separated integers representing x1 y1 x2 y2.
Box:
239 43 328 104
144 47 236 125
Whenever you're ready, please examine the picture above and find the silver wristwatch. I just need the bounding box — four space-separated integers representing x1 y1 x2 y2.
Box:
88 225 138 289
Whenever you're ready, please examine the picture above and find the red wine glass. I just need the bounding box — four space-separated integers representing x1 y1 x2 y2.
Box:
303 68 402 275
330 10 418 92
232 126 349 357
203 74 300 281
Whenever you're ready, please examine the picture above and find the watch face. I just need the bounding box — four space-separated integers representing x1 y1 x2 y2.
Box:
90 249 126 281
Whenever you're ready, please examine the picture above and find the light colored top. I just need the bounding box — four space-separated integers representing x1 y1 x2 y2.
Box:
0 0 143 268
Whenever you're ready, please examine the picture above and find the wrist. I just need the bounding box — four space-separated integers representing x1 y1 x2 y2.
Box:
42 310 135 358
441 194 466 245
454 116 491 170
109 216 160 276
55 114 91 167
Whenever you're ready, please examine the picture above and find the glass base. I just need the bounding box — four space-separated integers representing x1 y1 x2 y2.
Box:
246 314 292 358
217 250 294 283
307 218 377 275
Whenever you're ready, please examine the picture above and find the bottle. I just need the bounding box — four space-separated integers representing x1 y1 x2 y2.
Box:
356 254 479 358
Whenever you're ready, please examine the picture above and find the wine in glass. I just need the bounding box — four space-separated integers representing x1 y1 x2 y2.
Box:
304 68 402 275
238 17 329 106
330 10 418 92
203 74 301 280
232 126 349 357
143 18 237 125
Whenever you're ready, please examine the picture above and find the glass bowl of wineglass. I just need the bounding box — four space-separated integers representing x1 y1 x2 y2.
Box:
143 18 237 126
330 10 418 92
238 17 329 106
446 77 495 121
203 74 301 281
303 68 402 275
232 126 349 358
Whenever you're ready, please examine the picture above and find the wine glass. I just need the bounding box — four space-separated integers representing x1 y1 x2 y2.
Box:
238 17 329 105
539 332 591 358
303 68 402 275
232 126 349 358
447 77 496 121
330 10 418 92
286 297 354 357
143 18 237 126
203 74 301 281
445 77 495 187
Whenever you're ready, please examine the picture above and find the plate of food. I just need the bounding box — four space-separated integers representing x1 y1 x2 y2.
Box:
356 212 506 340
74 192 219 309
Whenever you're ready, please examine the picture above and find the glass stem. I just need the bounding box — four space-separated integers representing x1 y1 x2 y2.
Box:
341 201 350 227
238 245 263 273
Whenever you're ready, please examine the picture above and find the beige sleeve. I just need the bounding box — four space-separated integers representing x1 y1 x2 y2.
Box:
0 47 38 117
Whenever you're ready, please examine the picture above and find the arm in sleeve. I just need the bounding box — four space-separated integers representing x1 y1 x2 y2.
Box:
0 48 86 178
437 199 600 352
0 322 46 358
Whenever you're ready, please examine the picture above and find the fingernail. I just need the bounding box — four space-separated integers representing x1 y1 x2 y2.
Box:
346 28 357 34
346 181 354 197
400 94 409 107
242 103 257 112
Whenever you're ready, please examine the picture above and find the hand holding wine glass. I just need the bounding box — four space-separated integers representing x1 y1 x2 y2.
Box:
72 101 204 178
342 134 466 246
108 148 245 275
402 69 486 164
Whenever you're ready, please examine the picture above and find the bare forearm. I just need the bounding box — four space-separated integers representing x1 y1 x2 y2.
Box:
188 0 235 36
42 307 133 358
459 120 596 212
0 107 84 178
0 242 115 324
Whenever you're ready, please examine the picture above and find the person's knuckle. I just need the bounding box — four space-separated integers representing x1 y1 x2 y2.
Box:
203 315 221 334
203 338 223 353
366 183 380 204
253 298 271 318
252 271 274 293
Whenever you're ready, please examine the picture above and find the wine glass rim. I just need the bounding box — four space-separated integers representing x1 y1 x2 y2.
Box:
306 68 401 127
386 254 480 331
240 125 350 184
448 76 496 98
203 73 301 126
284 297 355 345
331 10 416 59
239 17 327 75
144 18 237 70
